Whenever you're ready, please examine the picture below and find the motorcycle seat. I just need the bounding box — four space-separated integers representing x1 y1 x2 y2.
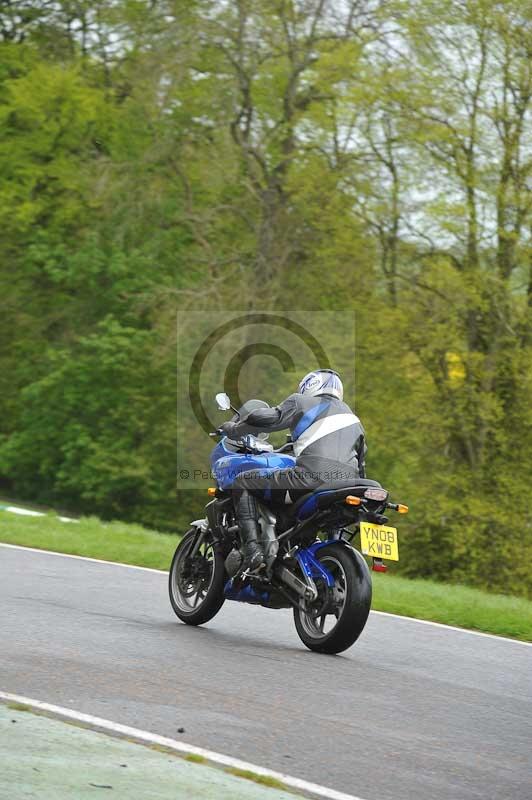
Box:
291 478 383 520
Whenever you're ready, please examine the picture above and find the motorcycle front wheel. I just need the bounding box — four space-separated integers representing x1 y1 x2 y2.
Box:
293 543 372 654
169 529 225 625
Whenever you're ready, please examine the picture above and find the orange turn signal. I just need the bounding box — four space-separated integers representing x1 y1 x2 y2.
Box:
345 495 362 506
397 503 409 514
207 487 217 497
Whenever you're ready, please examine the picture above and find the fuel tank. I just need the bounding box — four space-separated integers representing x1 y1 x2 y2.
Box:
211 438 295 491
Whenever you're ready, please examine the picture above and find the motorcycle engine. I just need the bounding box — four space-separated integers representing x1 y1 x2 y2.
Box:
224 548 243 578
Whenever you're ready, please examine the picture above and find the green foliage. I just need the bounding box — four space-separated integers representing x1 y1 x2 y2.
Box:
0 318 177 528
0 0 530 597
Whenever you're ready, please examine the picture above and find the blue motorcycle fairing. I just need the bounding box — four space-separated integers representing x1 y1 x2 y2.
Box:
296 490 336 521
211 437 295 492
224 579 270 605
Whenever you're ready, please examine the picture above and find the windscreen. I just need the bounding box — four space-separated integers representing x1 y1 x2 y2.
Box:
230 399 270 423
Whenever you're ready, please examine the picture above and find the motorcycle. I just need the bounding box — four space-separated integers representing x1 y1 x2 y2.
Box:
169 393 408 654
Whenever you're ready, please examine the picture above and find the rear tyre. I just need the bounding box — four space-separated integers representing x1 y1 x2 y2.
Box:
293 543 372 654
169 529 225 625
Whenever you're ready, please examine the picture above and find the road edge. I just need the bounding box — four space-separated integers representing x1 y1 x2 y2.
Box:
0 691 365 800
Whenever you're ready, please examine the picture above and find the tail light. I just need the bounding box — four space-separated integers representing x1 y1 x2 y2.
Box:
364 488 388 502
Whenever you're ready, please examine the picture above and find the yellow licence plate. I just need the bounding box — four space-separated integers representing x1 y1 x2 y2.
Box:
360 522 399 561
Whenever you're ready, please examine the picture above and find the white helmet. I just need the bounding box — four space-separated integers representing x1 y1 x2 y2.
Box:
298 369 343 401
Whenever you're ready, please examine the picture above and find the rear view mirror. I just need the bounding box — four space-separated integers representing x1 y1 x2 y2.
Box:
215 392 231 411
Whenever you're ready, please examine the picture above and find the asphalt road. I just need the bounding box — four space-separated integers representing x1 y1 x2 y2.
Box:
1 545 531 800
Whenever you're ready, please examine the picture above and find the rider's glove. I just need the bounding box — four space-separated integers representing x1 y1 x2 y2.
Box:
220 421 239 439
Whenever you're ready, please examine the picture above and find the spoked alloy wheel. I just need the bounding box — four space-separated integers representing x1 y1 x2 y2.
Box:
169 529 225 625
299 555 348 637
293 543 372 654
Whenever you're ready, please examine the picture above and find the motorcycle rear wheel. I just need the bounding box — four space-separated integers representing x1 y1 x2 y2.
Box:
169 529 225 625
293 543 372 654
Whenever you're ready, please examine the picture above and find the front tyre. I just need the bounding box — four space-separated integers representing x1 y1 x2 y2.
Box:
293 543 372 654
169 529 225 625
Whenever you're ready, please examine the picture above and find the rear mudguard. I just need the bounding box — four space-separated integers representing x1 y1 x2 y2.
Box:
297 539 370 586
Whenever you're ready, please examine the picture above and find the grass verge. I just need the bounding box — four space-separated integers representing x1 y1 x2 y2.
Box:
0 511 176 570
371 573 532 642
1 508 531 642
226 768 288 791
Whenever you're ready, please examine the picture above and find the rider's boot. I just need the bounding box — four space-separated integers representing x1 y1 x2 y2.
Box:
236 491 265 573
239 519 266 573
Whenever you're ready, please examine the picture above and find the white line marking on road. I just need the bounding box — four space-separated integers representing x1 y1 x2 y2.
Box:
0 691 365 800
1 542 530 647
0 542 165 574
370 610 532 646
0 505 78 522
4 505 45 517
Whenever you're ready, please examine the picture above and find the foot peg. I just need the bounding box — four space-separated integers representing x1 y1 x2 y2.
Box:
245 553 266 574
241 540 265 574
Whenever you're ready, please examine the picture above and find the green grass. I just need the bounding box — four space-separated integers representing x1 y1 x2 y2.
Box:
371 573 532 642
184 754 207 764
7 702 31 712
1 508 531 642
226 768 288 790
0 511 176 570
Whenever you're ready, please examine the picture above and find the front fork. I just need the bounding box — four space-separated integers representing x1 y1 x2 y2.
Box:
188 521 208 558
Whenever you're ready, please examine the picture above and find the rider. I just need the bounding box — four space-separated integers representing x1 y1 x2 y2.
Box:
220 369 367 572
